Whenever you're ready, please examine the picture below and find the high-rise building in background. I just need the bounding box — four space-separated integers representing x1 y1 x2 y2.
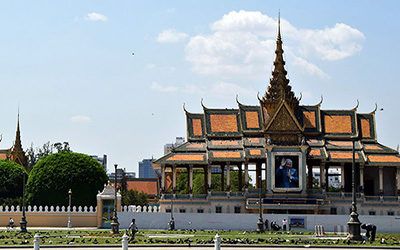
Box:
108 168 136 181
91 154 107 172
139 159 157 178
164 136 185 155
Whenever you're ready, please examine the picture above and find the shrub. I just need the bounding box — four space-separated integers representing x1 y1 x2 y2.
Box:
0 160 27 201
26 152 108 206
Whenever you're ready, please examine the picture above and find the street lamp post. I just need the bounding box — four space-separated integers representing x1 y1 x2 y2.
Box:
256 174 264 232
19 172 27 233
67 189 72 228
111 164 120 234
168 194 175 230
347 139 362 241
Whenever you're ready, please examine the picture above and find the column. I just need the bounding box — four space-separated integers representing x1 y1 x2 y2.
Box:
396 167 400 195
188 165 193 194
238 164 243 191
256 162 262 189
379 167 384 195
341 163 345 190
220 164 225 191
307 163 313 189
172 165 177 193
244 161 249 190
226 162 231 191
203 166 208 193
359 165 364 194
207 164 212 192
325 165 329 192
161 164 166 192
319 163 326 190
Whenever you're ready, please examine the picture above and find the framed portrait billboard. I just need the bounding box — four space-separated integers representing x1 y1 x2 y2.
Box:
271 152 303 192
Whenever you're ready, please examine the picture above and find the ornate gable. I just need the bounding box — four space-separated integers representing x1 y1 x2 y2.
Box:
265 101 304 145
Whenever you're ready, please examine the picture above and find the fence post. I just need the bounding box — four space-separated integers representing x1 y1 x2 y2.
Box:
33 233 40 250
214 233 221 250
122 233 129 250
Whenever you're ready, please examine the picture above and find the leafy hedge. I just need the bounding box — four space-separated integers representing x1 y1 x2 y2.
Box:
0 160 27 200
26 152 108 206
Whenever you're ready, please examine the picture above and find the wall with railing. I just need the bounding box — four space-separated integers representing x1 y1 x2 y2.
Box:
0 205 97 227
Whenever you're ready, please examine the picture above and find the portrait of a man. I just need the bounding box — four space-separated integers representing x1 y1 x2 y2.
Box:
275 156 299 188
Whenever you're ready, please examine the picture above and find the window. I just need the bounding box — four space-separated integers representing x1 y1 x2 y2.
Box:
179 209 186 213
330 207 337 215
197 209 204 213
388 211 394 216
369 211 376 216
234 206 241 214
215 206 222 213
166 209 171 213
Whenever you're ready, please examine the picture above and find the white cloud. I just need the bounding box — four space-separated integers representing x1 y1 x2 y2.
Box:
70 115 91 124
157 29 188 43
185 10 365 79
85 12 108 22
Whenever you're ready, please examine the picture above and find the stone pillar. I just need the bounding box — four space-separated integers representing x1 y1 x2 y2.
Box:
256 162 262 189
325 165 329 192
207 164 212 192
172 165 177 193
244 161 249 190
161 164 166 192
396 167 400 195
226 162 231 191
220 164 225 191
238 164 243 191
359 165 364 194
379 166 384 195
341 163 345 190
203 166 208 193
319 163 326 190
307 163 313 189
188 165 193 194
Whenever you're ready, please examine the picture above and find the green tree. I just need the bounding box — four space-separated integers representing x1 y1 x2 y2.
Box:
26 141 72 170
26 152 107 206
0 160 27 205
121 190 148 206
176 170 246 194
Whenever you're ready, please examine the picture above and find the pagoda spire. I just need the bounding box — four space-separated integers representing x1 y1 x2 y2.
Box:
11 108 27 168
263 12 298 109
14 109 22 150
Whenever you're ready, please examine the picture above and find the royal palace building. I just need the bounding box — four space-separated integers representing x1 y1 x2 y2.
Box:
153 19 400 215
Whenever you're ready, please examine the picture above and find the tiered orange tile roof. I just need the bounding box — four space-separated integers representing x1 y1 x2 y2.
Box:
245 111 260 129
192 118 203 137
210 114 238 132
324 115 352 134
368 155 400 163
303 111 316 129
167 154 204 161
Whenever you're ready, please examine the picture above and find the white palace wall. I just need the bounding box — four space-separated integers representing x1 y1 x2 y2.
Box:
1 204 399 232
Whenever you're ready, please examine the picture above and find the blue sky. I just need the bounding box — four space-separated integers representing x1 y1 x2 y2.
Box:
0 1 399 173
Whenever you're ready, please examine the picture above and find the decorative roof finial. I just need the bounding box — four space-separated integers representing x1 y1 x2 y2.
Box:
370 103 378 114
352 99 360 111
183 102 188 113
298 92 303 102
236 94 242 105
278 10 281 40
201 98 207 109
317 95 324 107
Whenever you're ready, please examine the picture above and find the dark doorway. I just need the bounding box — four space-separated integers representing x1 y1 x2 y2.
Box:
364 179 374 196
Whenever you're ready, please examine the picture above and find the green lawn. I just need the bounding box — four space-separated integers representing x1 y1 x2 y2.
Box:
0 229 399 247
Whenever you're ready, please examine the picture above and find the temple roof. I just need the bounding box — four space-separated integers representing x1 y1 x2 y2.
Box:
153 15 399 168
